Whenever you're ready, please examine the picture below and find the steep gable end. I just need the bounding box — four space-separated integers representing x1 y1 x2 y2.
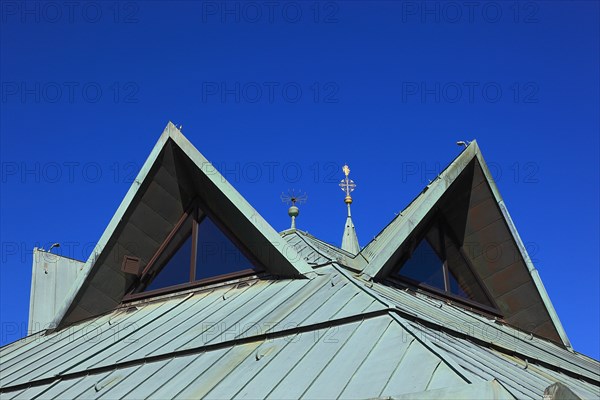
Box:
48 123 313 330
361 142 570 347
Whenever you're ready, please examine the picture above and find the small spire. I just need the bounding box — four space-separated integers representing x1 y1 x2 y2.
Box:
281 190 307 230
339 165 360 254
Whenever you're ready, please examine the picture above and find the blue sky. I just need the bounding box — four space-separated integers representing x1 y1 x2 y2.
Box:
1 1 598 358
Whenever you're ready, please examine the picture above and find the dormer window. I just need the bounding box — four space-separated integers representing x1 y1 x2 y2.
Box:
392 216 496 312
128 202 262 297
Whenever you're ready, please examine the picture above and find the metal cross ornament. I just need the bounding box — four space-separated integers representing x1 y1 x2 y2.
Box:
339 164 356 197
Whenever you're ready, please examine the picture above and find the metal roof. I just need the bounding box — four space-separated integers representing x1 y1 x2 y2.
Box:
362 278 599 382
0 314 469 399
2 130 598 400
1 262 598 399
280 229 364 270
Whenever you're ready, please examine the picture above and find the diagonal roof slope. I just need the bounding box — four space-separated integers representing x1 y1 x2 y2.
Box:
1 265 598 399
48 122 314 330
358 141 571 348
280 229 363 270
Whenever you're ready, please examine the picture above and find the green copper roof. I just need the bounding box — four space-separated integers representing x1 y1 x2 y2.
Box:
3 126 597 400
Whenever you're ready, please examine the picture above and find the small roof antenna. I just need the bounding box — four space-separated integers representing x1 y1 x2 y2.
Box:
456 140 471 148
281 190 307 230
39 243 61 274
48 243 60 252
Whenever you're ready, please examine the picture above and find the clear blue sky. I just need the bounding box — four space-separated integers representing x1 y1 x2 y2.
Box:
1 1 598 359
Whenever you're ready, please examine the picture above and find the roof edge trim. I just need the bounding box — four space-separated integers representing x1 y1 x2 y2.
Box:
48 125 171 331
362 142 479 278
476 151 572 350
163 123 314 277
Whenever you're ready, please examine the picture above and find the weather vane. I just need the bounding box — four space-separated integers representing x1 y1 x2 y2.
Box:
280 189 308 206
281 190 307 230
339 164 356 204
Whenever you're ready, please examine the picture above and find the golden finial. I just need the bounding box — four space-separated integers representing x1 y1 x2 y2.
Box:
339 164 356 205
342 164 350 177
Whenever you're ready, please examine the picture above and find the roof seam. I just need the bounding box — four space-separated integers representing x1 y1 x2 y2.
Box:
293 232 337 262
423 360 443 390
0 309 393 394
1 301 145 388
345 279 599 382
378 338 416 396
122 357 176 398
330 264 391 308
89 290 219 367
172 280 285 351
152 348 208 399
30 378 66 400
425 326 538 399
406 315 600 384
387 313 474 385
296 318 370 399
451 304 593 374
2 303 597 394
297 231 352 255
229 331 298 398
56 293 195 379
337 319 395 398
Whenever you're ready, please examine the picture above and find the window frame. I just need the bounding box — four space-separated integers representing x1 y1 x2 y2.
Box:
391 213 501 316
122 198 264 301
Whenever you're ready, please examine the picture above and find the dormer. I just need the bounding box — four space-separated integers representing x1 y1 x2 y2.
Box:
44 122 314 331
361 141 571 348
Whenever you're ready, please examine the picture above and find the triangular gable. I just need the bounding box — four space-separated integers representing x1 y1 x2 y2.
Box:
50 122 313 330
361 141 571 348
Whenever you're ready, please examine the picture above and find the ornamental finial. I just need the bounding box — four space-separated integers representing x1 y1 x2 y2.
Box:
281 190 307 230
339 164 360 253
339 164 356 204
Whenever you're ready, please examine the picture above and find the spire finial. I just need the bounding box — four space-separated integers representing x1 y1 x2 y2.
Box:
339 164 360 254
281 190 307 230
339 164 356 205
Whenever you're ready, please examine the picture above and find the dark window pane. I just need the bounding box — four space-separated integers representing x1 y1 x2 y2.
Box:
145 234 192 291
395 220 494 309
196 216 255 280
449 270 468 298
397 238 445 291
444 234 492 306
143 214 193 292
